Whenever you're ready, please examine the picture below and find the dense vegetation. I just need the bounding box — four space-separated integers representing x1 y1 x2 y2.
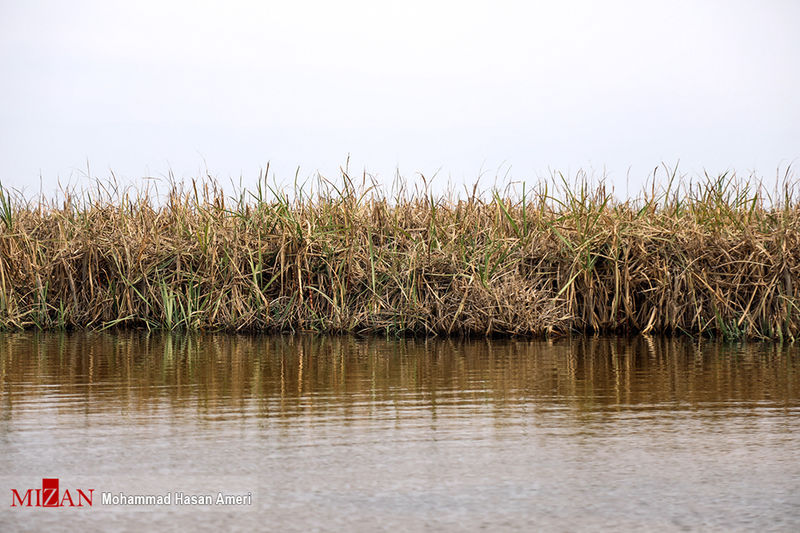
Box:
1 171 798 340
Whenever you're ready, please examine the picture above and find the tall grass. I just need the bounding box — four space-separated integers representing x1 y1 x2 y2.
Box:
0 169 798 340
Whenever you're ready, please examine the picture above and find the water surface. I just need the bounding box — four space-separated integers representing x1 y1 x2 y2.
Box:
1 333 799 531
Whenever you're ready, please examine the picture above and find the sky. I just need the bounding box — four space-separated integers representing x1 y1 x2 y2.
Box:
1 0 799 198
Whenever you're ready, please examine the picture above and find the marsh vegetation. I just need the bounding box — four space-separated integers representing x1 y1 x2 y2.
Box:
0 168 798 339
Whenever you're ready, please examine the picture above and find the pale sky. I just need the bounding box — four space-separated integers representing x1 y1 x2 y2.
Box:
1 0 798 197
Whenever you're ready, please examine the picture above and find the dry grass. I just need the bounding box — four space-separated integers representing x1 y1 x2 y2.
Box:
0 169 798 340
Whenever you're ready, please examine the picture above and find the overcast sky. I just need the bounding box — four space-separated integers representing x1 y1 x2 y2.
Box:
1 0 798 197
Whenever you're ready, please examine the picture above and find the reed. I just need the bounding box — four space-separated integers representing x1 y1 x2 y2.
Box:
0 169 797 340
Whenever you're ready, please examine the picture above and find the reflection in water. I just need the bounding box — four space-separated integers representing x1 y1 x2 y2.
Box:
2 333 797 410
1 333 799 531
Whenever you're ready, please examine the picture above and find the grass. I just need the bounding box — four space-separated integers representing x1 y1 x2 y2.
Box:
0 168 798 340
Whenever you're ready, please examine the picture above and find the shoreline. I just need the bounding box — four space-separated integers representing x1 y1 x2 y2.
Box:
0 175 798 340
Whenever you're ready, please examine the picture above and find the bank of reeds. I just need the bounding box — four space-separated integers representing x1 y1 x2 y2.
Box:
0 170 798 340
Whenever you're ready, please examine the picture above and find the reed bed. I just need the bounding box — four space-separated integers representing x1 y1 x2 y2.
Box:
0 170 798 340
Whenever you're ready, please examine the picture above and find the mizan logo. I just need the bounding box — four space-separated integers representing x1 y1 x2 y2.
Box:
11 478 94 508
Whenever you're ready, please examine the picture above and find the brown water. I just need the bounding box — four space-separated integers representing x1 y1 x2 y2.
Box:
1 333 799 532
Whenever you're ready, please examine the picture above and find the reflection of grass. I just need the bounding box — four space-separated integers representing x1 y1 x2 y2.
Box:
1 333 796 412
0 170 798 339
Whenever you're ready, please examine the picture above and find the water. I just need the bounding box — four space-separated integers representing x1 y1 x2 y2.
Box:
1 333 799 532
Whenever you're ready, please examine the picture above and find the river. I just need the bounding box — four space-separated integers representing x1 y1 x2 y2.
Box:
1 333 798 531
